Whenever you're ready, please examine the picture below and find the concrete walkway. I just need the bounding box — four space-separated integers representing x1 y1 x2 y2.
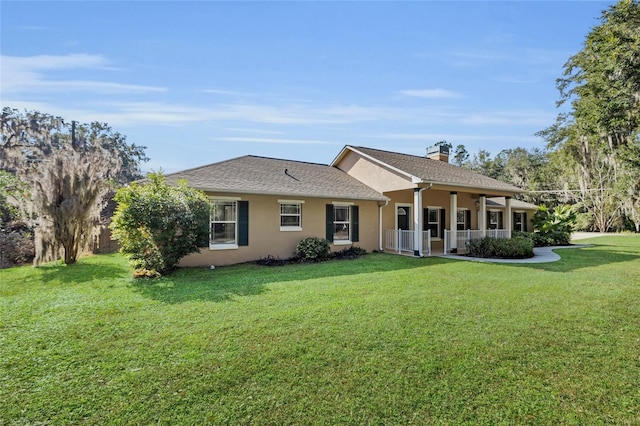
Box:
438 244 592 264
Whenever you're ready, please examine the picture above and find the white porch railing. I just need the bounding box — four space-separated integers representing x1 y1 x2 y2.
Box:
443 229 509 255
383 229 431 256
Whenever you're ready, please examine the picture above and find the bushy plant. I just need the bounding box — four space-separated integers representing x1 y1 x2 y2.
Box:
295 237 331 262
334 246 367 259
110 172 210 276
532 205 577 246
0 221 35 268
466 236 534 259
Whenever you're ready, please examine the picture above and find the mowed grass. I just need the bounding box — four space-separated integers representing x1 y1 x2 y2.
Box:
1 236 639 425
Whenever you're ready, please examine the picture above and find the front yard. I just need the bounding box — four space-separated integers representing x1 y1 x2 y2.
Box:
1 236 639 424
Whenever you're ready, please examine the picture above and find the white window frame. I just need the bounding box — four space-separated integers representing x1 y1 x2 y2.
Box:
333 203 352 245
426 206 441 241
488 209 500 230
279 200 304 231
210 198 239 250
514 210 525 232
457 208 468 231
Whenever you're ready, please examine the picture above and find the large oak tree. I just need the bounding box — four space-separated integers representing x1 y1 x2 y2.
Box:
0 107 147 265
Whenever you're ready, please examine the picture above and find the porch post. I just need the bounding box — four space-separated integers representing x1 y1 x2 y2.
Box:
505 196 512 238
413 188 421 256
449 192 457 253
479 194 487 237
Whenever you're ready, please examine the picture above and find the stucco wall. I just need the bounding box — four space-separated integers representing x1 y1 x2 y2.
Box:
179 193 381 267
337 151 413 193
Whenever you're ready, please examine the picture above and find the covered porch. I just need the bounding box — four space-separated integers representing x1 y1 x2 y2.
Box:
383 228 511 256
380 188 520 257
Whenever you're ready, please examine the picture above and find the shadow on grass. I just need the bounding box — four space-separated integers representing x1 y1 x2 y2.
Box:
514 243 640 272
132 253 451 304
38 256 130 285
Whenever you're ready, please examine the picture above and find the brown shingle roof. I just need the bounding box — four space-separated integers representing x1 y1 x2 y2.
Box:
164 155 387 201
345 146 524 193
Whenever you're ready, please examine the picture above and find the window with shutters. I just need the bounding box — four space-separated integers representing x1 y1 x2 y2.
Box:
333 205 350 243
457 209 467 231
488 210 501 230
426 208 440 239
210 199 248 249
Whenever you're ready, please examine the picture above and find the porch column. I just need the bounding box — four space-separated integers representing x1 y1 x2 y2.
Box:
413 188 422 256
449 192 457 253
505 196 512 238
479 194 487 237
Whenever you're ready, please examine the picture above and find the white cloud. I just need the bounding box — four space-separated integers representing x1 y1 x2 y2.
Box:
220 137 335 145
399 89 462 99
0 54 166 95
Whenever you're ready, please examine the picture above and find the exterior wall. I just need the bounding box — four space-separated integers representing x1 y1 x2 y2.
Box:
336 151 414 193
179 193 381 267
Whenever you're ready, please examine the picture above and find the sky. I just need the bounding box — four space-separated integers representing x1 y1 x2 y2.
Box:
1 1 612 173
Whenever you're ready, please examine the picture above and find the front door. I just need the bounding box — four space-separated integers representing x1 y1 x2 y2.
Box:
397 206 411 230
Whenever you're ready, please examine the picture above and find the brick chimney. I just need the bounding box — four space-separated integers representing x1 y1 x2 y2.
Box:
426 145 450 163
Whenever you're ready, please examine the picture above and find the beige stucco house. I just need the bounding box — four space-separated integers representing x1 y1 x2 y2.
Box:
165 145 537 266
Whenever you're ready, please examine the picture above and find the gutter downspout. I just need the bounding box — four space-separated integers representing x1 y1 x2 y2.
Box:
379 199 389 251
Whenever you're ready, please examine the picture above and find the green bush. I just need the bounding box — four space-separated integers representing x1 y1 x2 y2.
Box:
296 237 331 262
334 246 367 259
0 221 35 268
110 172 210 276
532 204 576 245
466 236 534 259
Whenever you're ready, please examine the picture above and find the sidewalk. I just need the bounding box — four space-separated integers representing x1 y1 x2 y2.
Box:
438 244 591 264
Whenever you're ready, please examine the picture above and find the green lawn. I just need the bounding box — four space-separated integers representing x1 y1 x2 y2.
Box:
1 236 639 425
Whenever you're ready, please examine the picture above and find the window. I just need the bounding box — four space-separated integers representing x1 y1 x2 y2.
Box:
211 200 236 246
426 208 440 238
210 200 249 248
326 204 359 244
280 202 302 231
457 209 467 231
488 210 502 229
513 212 526 232
333 205 350 242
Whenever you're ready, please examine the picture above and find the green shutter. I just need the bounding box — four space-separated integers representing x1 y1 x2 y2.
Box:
465 210 471 230
523 212 528 232
498 211 503 229
351 205 359 242
440 209 446 238
513 212 518 231
325 204 334 242
238 201 249 246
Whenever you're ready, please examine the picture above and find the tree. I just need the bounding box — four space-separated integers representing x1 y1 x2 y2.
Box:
540 0 640 232
452 144 469 167
0 108 147 264
110 172 210 276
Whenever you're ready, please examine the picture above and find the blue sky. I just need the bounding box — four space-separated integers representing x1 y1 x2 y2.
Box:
1 1 611 173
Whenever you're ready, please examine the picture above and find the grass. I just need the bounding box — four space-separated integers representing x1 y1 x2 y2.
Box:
1 236 639 425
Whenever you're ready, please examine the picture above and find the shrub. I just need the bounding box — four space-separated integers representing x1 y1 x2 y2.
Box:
296 237 331 262
0 221 35 268
532 204 576 245
466 236 534 259
255 255 287 267
110 172 210 276
334 246 367 259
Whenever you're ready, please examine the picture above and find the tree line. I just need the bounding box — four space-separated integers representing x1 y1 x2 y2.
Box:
1 0 638 268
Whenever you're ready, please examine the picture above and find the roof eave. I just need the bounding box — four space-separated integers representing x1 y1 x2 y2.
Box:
193 187 389 202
